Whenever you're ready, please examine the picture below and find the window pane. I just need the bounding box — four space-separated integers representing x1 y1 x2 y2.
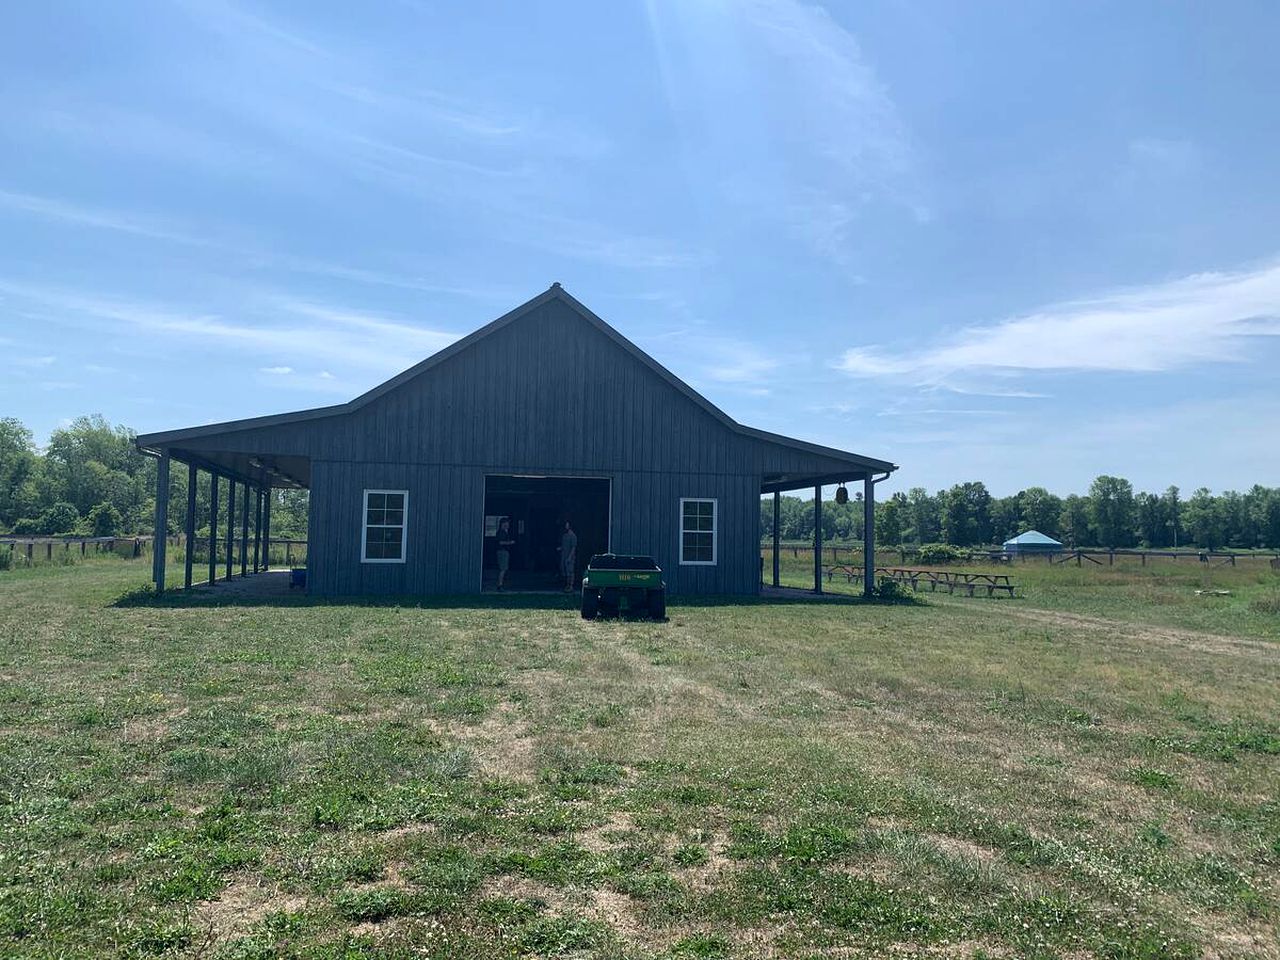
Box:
384 493 404 510
367 507 384 525
367 493 385 511
683 501 697 523
383 508 403 526
682 530 712 562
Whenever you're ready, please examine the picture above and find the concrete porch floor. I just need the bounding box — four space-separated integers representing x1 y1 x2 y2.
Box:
183 569 296 598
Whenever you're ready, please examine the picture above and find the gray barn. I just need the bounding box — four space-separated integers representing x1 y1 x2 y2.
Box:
137 285 896 597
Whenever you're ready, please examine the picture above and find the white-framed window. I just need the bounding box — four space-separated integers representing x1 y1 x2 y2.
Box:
679 497 717 565
361 489 408 563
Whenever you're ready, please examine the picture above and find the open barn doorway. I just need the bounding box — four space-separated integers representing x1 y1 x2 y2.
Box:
482 475 610 591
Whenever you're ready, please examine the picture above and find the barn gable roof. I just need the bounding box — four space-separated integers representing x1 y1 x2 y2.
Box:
136 284 895 476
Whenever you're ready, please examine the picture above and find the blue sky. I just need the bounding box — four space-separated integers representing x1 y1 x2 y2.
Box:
2 0 1278 497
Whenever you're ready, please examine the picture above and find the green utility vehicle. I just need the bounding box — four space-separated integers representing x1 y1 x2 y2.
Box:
581 554 666 620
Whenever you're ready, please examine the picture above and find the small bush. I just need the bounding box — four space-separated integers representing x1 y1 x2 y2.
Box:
875 578 906 602
38 501 80 535
10 517 40 535
87 502 123 537
1249 595 1280 615
913 543 969 565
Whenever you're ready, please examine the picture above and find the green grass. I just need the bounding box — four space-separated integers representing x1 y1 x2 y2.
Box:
769 547 1280 640
1 557 1277 958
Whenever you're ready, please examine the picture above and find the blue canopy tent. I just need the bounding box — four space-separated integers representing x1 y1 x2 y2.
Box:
1003 530 1064 555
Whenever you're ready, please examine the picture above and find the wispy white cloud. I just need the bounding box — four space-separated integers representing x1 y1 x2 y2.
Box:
260 365 293 375
0 189 207 245
0 187 515 299
0 280 462 376
647 0 919 269
269 297 459 356
836 259 1280 386
15 355 57 367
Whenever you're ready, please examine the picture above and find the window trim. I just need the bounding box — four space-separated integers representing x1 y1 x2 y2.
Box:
679 497 718 566
361 488 409 564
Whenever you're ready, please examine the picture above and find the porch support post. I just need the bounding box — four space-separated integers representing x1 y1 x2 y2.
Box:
772 491 780 587
240 483 249 576
813 484 823 595
208 474 219 586
253 488 263 573
262 488 272 571
225 479 236 581
864 474 875 598
152 450 170 594
184 462 197 589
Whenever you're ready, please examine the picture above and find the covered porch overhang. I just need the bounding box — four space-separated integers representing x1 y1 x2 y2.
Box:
762 465 895 598
134 438 311 595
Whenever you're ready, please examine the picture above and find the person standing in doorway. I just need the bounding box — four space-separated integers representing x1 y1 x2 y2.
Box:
559 520 578 592
496 517 515 591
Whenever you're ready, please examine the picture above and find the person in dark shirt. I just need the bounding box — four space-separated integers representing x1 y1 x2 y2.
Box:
496 518 515 590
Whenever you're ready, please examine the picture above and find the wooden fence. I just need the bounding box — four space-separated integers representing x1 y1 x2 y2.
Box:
762 543 1280 566
1 536 309 566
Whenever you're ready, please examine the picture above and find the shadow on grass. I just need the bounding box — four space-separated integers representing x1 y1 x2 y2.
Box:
111 584 926 612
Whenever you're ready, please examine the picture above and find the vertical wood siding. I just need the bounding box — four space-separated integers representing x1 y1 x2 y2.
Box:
173 298 869 596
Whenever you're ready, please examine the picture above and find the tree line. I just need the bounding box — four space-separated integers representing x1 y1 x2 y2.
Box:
0 415 307 539
762 478 1280 551
4 415 1278 550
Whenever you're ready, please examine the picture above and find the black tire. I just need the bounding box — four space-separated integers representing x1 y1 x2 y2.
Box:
581 589 599 620
648 588 666 621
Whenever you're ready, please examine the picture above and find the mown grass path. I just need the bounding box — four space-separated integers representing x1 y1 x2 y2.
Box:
1 558 1277 958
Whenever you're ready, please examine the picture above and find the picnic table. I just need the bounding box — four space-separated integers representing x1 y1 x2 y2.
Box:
823 564 1018 597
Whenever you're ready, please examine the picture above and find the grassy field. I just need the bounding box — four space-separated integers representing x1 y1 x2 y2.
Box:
768 549 1280 640
1 556 1277 959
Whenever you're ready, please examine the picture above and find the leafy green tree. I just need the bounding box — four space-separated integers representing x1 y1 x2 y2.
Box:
1060 495 1091 547
87 502 123 537
38 501 80 535
1136 492 1166 547
1162 486 1183 548
877 492 906 546
0 418 38 529
1088 475 1137 548
989 495 1022 544
905 488 940 544
1019 486 1063 539
1184 487 1225 550
1259 488 1280 549
941 482 993 546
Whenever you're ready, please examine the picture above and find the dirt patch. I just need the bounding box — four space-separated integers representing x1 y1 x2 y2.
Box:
576 809 635 853
433 702 537 780
479 874 572 909
927 833 1000 865
194 875 310 942
673 828 737 891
